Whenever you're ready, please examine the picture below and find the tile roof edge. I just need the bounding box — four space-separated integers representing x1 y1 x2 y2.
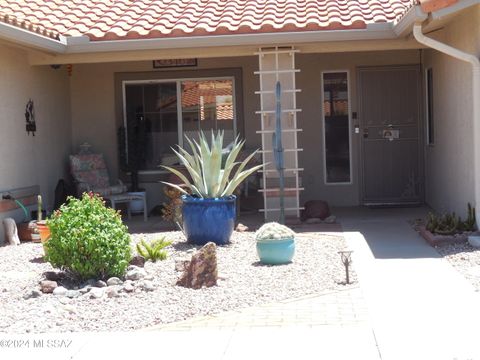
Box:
0 20 65 53
62 23 397 53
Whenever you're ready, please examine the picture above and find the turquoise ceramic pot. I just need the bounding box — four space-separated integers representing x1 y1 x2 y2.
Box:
256 237 295 265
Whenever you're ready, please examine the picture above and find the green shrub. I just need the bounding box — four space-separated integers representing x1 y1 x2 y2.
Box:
45 192 131 280
136 238 172 262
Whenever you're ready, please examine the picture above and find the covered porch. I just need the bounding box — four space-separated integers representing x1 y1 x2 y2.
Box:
63 45 427 222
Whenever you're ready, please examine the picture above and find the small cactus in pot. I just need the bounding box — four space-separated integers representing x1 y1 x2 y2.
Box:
255 222 295 265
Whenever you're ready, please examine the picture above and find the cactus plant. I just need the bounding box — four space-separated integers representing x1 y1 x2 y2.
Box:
255 222 295 241
462 203 477 231
37 195 42 222
425 203 477 235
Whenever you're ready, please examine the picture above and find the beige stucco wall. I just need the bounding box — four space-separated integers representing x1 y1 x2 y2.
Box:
423 6 480 216
0 42 71 243
70 50 421 210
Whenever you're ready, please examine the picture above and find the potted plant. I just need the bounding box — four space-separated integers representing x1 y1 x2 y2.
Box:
255 222 295 265
35 195 51 255
162 131 263 245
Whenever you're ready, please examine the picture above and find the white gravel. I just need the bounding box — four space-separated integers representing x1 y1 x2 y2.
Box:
0 230 355 333
435 241 480 291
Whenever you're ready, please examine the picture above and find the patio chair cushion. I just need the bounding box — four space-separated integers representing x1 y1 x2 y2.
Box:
70 154 126 196
84 184 127 197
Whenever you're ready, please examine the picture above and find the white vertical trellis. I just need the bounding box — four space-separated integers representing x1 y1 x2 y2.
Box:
255 46 303 222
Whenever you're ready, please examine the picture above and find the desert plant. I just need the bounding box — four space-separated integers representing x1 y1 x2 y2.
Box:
136 237 172 262
425 203 477 235
162 130 264 198
255 222 296 241
45 192 131 280
37 195 42 222
462 203 477 231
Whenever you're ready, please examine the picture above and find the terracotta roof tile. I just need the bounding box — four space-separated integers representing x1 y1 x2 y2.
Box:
0 0 419 41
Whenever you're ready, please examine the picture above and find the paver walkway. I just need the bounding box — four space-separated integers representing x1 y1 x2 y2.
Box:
146 287 369 330
339 206 480 360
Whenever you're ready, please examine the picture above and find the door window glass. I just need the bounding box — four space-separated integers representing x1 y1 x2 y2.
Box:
322 72 351 183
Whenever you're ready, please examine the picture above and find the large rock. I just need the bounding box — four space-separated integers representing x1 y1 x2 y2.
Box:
44 271 65 282
39 280 58 294
301 200 331 222
125 266 147 281
177 242 218 289
53 286 68 296
89 287 105 299
129 255 146 268
3 218 20 246
106 277 122 286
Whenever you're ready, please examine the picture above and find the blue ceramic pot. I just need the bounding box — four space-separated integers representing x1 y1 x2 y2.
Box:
256 237 295 265
182 195 236 245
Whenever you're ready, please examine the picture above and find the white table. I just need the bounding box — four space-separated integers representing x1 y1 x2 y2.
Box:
105 193 147 222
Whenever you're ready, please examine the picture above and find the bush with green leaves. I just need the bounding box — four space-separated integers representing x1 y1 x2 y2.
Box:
136 237 172 262
45 192 131 280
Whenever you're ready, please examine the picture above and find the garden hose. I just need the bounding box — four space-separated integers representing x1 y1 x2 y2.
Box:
14 199 29 222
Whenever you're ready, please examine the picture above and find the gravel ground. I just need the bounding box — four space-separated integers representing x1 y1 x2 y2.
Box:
0 230 355 333
435 241 480 291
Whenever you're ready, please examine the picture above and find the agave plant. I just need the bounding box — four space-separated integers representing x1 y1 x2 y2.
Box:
162 131 264 198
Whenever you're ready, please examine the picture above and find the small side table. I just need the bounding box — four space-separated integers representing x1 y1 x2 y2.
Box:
105 193 147 222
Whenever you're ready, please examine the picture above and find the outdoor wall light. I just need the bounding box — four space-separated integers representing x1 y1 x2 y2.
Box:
338 250 353 284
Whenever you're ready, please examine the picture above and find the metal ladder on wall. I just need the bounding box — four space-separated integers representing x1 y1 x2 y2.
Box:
255 46 304 222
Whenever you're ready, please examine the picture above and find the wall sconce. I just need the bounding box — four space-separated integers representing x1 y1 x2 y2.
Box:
25 99 36 136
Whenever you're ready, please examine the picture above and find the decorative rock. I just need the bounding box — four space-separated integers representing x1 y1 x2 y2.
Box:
129 255 146 268
301 200 331 222
3 218 20 246
95 280 107 288
106 287 120 298
65 290 81 299
79 286 91 295
140 280 155 291
44 271 65 282
324 215 337 224
305 218 322 224
175 258 190 272
235 223 249 232
125 266 147 281
177 242 218 289
123 282 134 293
53 286 67 296
23 289 42 300
468 234 480 248
89 287 105 299
106 277 122 286
39 280 58 294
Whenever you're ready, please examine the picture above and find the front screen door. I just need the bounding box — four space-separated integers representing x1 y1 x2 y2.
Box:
358 66 423 205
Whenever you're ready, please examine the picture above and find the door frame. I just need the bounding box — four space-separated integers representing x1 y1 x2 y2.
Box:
357 64 425 205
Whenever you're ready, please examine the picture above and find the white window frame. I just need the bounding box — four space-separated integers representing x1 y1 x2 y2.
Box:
320 70 353 185
122 76 237 174
425 67 434 146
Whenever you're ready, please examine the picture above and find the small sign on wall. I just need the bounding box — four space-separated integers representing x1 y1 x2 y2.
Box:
382 129 400 141
153 59 197 68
